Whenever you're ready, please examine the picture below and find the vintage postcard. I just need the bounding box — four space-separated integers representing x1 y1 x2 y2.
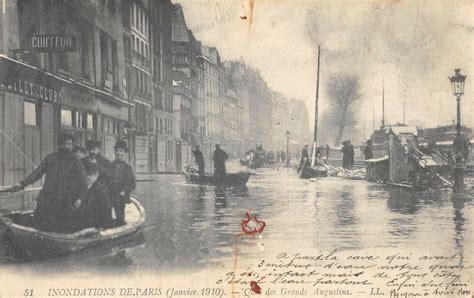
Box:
0 0 472 297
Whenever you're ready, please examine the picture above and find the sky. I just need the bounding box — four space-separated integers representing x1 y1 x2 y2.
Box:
176 0 473 138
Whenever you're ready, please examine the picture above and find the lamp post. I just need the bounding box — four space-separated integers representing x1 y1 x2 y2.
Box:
449 69 467 139
449 69 467 192
285 130 290 167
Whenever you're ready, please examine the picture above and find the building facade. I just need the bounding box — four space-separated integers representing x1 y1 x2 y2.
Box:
0 0 130 188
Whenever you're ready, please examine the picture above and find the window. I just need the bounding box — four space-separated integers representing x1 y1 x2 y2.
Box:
61 108 73 127
81 22 92 79
87 114 94 129
24 101 40 126
112 40 119 89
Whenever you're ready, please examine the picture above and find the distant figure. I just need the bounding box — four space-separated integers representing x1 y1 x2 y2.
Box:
363 139 374 160
73 146 87 160
213 144 229 177
192 145 205 175
325 144 330 160
109 140 136 226
16 134 87 232
342 140 354 169
73 162 113 231
349 141 355 168
280 150 286 163
300 145 309 169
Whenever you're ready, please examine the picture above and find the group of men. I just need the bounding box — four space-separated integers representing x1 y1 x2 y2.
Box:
15 134 135 233
192 144 229 176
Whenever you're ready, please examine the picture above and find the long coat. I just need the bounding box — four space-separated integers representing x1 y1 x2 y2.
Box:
342 144 353 169
108 159 136 203
74 181 113 230
213 148 229 176
20 148 88 231
21 148 87 208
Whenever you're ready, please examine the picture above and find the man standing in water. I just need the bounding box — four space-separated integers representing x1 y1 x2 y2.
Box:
15 134 87 232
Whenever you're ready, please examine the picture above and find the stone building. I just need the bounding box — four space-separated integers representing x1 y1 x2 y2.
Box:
0 0 130 189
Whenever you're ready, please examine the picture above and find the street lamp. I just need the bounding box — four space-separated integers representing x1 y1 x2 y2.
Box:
285 130 290 167
449 69 467 192
449 69 467 139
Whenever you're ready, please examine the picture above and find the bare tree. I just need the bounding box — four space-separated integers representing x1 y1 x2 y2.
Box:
326 74 361 145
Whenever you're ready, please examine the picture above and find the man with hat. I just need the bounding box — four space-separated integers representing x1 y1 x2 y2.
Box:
108 140 135 226
82 139 111 185
299 144 309 171
213 144 229 177
15 134 88 232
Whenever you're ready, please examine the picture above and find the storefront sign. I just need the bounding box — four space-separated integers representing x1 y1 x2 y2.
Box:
0 79 59 103
30 33 77 52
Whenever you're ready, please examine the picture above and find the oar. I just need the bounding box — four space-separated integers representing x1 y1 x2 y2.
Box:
298 158 308 177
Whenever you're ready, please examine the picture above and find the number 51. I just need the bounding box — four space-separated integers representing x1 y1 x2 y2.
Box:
24 289 34 296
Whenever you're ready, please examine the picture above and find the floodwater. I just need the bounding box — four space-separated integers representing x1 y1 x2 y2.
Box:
0 164 472 273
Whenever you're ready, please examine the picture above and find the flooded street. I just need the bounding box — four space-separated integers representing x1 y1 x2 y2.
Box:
2 164 471 273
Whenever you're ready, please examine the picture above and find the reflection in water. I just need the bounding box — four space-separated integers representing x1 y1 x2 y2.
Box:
386 188 421 214
452 195 466 266
0 170 471 272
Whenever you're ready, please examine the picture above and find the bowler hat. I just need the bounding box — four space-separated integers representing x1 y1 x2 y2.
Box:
59 133 75 145
114 140 128 152
86 140 101 150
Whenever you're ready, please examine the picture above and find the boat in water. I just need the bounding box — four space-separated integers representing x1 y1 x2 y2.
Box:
185 171 252 188
1 197 146 259
298 164 328 179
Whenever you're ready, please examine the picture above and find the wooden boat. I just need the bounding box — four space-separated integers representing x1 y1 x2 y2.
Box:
1 197 146 258
185 171 252 188
298 164 328 179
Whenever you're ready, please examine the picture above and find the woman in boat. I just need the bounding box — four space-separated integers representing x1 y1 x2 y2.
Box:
108 140 136 226
72 162 113 231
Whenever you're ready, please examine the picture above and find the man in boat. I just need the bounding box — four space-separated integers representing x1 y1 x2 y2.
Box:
213 144 229 177
363 139 374 160
82 140 111 186
299 145 309 171
192 145 205 175
73 162 113 231
15 134 88 232
108 140 136 226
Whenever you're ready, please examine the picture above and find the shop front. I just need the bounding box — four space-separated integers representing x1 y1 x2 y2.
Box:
0 55 130 191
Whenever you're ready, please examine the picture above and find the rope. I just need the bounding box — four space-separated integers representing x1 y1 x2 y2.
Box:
0 127 37 168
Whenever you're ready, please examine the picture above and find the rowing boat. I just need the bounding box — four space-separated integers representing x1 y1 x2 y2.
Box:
1 197 145 258
185 171 252 188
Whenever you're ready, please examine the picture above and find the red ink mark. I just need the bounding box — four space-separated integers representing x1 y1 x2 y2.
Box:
241 212 265 236
240 15 247 20
250 281 261 294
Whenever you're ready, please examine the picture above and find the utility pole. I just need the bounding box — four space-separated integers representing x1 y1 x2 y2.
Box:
381 80 385 128
311 46 321 167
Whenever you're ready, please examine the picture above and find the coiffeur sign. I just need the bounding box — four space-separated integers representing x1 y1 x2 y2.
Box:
30 33 77 52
